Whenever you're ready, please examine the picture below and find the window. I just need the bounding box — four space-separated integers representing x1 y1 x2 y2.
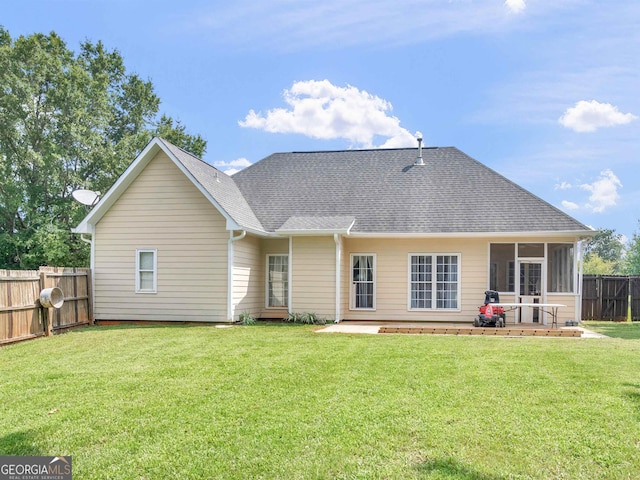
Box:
136 249 157 293
548 244 574 293
409 254 460 310
351 254 375 309
489 244 515 292
410 255 432 309
267 255 288 308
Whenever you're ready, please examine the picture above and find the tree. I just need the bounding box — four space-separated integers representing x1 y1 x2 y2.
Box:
582 253 616 275
623 223 640 275
583 228 625 274
0 27 206 269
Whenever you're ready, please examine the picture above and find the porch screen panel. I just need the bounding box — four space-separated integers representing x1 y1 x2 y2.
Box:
268 255 288 307
548 244 574 293
353 255 374 309
489 244 515 292
436 255 458 309
410 255 432 309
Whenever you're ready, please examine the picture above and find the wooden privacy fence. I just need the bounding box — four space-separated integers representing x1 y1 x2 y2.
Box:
0 267 92 345
582 275 640 321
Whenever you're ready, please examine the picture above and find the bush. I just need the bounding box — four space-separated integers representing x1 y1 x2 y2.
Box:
284 312 327 325
239 312 256 325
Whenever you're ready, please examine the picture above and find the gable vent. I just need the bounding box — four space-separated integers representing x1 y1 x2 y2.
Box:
414 131 424 166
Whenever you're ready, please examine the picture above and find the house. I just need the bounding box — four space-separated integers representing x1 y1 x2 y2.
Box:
74 137 593 325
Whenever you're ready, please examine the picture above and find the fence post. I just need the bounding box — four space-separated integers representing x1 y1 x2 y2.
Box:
39 270 53 336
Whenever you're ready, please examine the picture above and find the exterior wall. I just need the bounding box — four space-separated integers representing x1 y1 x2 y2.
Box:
260 238 289 319
291 236 336 320
233 233 262 320
341 236 580 323
94 151 229 322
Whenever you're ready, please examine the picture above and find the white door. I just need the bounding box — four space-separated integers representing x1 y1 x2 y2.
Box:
519 261 543 323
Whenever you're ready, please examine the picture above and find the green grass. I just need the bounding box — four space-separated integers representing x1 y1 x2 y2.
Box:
583 320 640 339
1 324 640 479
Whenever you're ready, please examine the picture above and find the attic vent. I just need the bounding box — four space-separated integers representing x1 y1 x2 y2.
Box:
414 131 424 166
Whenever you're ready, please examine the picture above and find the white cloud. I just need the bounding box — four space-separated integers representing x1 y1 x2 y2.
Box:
239 80 415 148
214 157 252 175
559 100 637 133
504 0 526 14
555 181 572 190
580 169 622 213
561 200 579 211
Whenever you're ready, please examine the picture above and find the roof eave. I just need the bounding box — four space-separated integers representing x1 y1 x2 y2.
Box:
347 229 595 239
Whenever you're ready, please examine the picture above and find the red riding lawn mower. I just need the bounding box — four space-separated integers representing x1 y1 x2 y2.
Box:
473 290 506 328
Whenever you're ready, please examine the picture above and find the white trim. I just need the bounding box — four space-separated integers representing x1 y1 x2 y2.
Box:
349 253 376 311
407 253 462 312
135 249 157 294
265 253 289 309
288 237 293 314
228 230 246 321
334 234 342 323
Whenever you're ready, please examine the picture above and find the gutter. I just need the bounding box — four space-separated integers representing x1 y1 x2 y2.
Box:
227 230 247 322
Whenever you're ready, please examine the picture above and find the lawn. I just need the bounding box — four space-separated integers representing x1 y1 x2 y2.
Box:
1 324 639 479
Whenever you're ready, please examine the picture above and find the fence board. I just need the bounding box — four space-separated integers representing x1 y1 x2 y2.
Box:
1 267 92 345
581 275 639 321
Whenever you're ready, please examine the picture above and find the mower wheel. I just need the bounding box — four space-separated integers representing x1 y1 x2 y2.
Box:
473 316 480 328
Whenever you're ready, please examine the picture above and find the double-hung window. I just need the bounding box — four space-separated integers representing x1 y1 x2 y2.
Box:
267 255 288 308
409 254 460 310
136 249 157 293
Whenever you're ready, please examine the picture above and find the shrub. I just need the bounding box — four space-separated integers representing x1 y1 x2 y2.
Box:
239 312 256 325
284 312 327 325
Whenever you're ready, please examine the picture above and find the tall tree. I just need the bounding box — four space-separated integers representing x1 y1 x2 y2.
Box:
623 223 640 275
583 228 625 274
0 27 205 269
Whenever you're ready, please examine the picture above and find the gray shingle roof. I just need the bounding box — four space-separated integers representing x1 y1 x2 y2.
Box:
276 216 356 233
232 147 591 234
158 138 265 233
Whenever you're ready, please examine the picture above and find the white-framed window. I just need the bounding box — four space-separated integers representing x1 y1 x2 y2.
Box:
136 249 157 293
409 254 460 310
350 254 375 310
267 254 288 308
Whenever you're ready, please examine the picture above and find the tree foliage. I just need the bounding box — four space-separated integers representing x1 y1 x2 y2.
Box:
582 253 617 275
583 228 625 274
0 27 205 269
623 224 640 275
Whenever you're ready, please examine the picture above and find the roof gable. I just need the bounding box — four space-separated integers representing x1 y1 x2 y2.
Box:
74 137 265 234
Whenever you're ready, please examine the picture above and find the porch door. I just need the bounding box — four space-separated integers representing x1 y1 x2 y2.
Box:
519 261 542 323
351 254 375 309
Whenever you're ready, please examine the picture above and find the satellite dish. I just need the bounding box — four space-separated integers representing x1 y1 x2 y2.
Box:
72 189 100 206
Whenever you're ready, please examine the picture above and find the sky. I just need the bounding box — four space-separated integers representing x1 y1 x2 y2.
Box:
3 0 639 241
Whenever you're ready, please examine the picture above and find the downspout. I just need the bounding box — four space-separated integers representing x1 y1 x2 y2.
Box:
228 230 246 322
288 236 293 315
80 230 95 323
576 239 585 323
334 234 341 323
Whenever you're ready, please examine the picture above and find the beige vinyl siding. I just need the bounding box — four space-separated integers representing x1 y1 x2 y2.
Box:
233 233 262 320
339 236 579 323
342 238 483 321
94 151 229 322
291 236 336 320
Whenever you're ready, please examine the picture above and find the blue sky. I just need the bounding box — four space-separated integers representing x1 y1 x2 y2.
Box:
4 0 639 240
